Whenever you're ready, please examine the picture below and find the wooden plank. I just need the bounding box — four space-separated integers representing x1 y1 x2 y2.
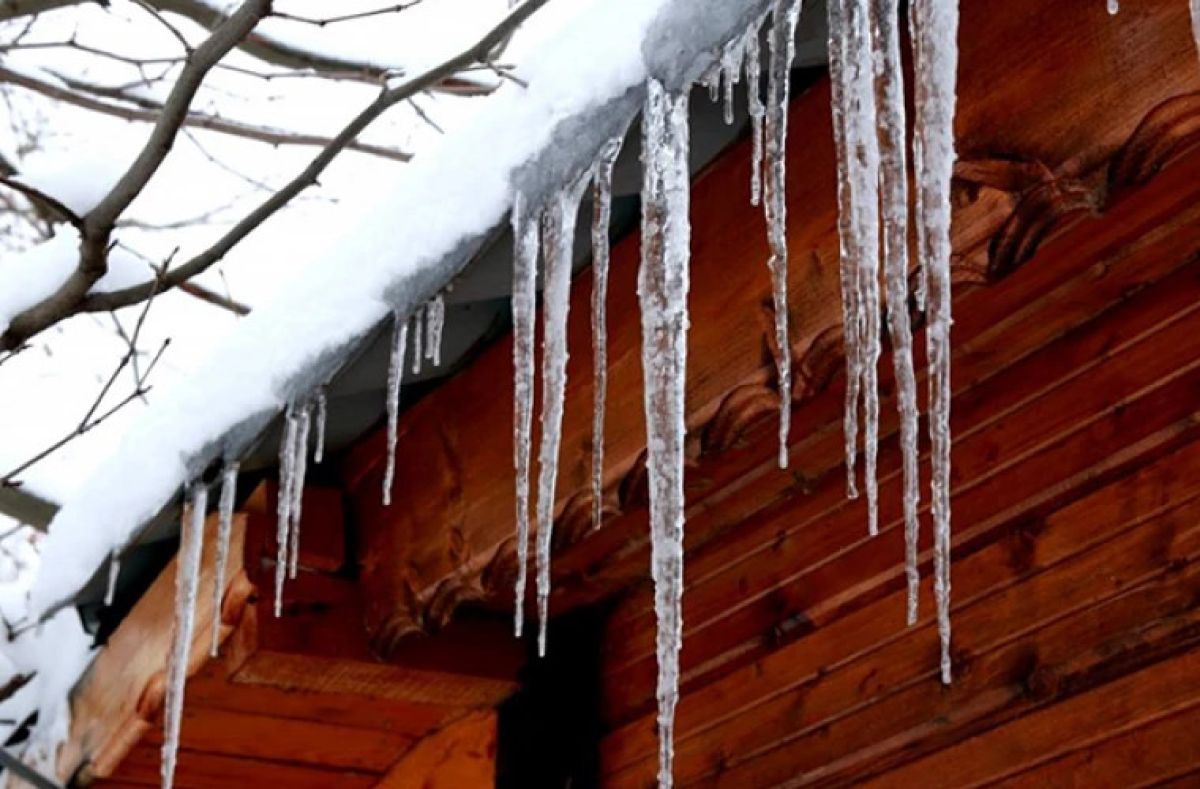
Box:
62 514 248 783
600 437 1200 778
100 742 378 789
994 705 1200 789
694 552 1200 787
138 706 413 773
857 648 1200 789
376 710 497 789
184 660 464 739
605 489 1200 786
602 282 1200 726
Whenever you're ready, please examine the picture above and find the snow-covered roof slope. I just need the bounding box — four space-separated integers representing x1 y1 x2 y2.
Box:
31 0 774 614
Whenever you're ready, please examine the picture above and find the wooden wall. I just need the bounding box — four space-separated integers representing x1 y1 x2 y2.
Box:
592 2 1200 787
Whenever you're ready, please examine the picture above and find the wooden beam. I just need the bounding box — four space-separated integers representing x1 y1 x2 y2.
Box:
62 514 248 784
376 710 497 789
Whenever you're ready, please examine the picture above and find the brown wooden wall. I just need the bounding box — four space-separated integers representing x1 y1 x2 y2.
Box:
591 2 1200 787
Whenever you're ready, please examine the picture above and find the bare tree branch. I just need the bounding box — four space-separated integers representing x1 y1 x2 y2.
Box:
0 173 82 227
0 65 412 160
0 0 271 350
0 0 550 349
269 2 421 28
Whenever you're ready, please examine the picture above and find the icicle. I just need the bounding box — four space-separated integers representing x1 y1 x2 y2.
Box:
313 388 328 464
720 42 744 126
1107 0 1119 14
425 293 446 367
104 550 120 607
763 0 803 471
274 404 298 617
411 307 424 376
837 0 883 532
511 192 540 639
702 65 722 102
640 76 691 789
745 27 765 206
910 0 960 684
873 0 923 622
591 138 623 533
162 482 208 789
535 172 589 659
827 0 863 501
383 312 409 508
288 400 312 579
210 462 238 657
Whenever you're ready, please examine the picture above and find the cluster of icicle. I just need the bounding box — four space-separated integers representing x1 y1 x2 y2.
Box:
154 293 449 789
502 0 960 785
509 137 623 654
829 0 959 686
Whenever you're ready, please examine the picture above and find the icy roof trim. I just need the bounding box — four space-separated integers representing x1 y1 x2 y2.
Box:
31 0 772 614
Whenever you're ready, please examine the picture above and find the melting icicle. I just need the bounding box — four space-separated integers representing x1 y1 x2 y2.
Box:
288 400 312 579
162 482 208 789
1107 0 1119 14
274 404 298 617
591 137 623 533
841 0 883 532
873 0 923 622
720 42 744 126
411 307 424 376
910 0 960 684
511 192 540 638
383 312 409 508
640 76 691 789
827 0 863 501
535 172 589 658
104 550 120 607
425 293 446 367
764 0 803 471
313 388 328 464
210 462 238 657
745 27 765 206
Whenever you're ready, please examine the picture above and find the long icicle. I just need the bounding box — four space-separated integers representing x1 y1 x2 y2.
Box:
911 0 960 684
591 137 623 532
162 481 208 789
288 400 312 579
764 0 803 470
872 0 922 623
844 0 883 534
273 404 298 617
210 461 239 657
535 173 589 658
383 311 409 507
511 192 540 638
827 0 862 501
641 77 691 789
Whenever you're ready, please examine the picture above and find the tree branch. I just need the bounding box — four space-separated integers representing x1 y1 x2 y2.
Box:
0 0 271 350
0 65 412 161
0 174 82 227
82 0 551 313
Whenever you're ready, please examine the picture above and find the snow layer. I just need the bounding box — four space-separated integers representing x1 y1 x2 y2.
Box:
30 0 772 615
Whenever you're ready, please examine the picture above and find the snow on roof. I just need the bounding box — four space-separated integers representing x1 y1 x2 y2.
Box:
30 0 772 615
